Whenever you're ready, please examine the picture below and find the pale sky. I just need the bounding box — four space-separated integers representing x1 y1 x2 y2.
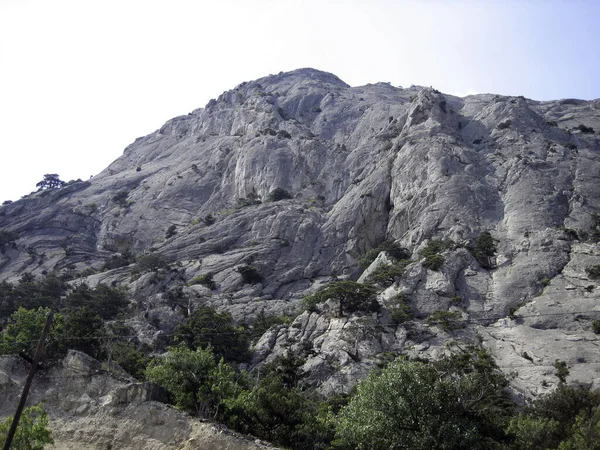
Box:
0 0 598 202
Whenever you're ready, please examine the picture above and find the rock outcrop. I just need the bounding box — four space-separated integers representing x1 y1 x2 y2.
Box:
1 67 600 405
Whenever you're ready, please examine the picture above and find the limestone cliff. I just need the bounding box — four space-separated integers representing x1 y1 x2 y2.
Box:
1 68 600 415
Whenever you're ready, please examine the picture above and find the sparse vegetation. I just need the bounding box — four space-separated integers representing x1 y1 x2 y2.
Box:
468 231 497 269
421 238 454 271
237 264 263 285
189 273 216 290
267 187 292 202
586 265 600 279
497 120 512 130
301 280 378 317
165 224 177 239
112 190 130 207
576 124 595 134
426 310 464 331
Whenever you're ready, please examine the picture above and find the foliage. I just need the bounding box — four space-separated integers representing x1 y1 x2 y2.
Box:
0 404 53 450
174 306 250 363
249 311 292 341
267 187 292 202
420 238 454 271
237 264 263 285
592 320 600 334
576 124 595 134
358 240 410 269
508 384 600 449
0 275 66 322
301 280 378 317
0 307 58 358
386 293 412 324
36 173 65 190
366 259 411 286
112 190 130 207
59 306 104 358
334 348 512 450
426 310 464 331
468 231 497 269
586 265 600 279
107 340 148 379
146 344 240 417
101 250 135 271
554 359 570 384
165 224 177 239
134 253 168 273
497 120 512 130
188 273 216 290
237 191 261 207
0 229 19 254
65 283 128 320
203 214 215 225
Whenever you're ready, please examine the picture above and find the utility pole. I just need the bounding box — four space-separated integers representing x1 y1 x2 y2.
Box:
2 311 53 450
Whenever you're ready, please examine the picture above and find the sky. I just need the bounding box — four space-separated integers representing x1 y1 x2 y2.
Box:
0 0 599 202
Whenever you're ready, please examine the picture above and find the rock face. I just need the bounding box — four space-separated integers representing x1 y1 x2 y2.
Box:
1 68 600 404
0 352 277 450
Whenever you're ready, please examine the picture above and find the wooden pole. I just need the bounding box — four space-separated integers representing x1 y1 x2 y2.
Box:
2 311 53 450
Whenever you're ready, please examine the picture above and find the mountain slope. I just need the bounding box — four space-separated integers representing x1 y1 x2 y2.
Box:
1 68 600 396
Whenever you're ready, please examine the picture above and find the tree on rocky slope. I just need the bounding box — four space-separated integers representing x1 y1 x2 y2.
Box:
35 173 65 190
334 348 513 450
302 280 378 317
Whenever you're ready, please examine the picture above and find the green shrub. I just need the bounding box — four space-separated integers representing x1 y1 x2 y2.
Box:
0 229 19 254
165 224 177 239
267 187 292 202
586 265 600 279
468 231 497 269
576 124 595 134
358 240 410 269
387 294 412 324
112 190 130 207
497 120 512 130
0 404 53 450
237 265 263 284
135 253 168 272
366 260 411 286
426 310 464 331
174 307 249 363
592 320 600 334
189 273 216 290
237 191 261 208
420 238 454 271
301 280 378 317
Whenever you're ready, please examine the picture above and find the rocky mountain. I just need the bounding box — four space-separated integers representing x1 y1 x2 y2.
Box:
2 68 600 445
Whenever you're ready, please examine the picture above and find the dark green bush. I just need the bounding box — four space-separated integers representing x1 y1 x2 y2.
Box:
165 224 177 239
301 280 378 317
174 306 249 363
593 320 600 334
468 231 497 269
189 273 216 290
426 310 464 331
420 238 454 271
112 190 130 207
497 120 512 130
366 260 411 286
586 265 600 279
237 265 263 284
576 124 595 134
135 253 168 272
267 187 292 202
